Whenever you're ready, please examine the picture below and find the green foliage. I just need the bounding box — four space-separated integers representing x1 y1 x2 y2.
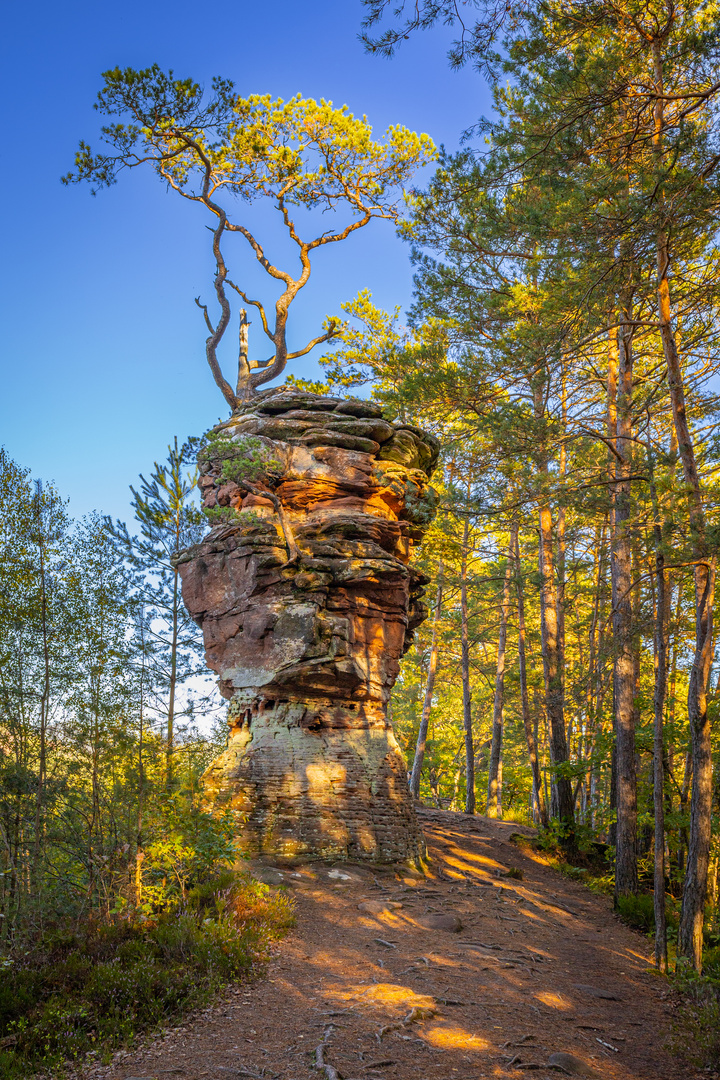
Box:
200 430 279 485
0 877 294 1078
67 73 435 207
202 505 243 526
315 289 450 418
65 70 436 403
134 798 237 913
106 435 207 781
615 893 666 935
670 962 720 1069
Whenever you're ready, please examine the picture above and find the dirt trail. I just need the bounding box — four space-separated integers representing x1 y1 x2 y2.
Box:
83 809 692 1080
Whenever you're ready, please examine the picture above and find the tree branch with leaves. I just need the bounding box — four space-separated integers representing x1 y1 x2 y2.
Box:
65 67 435 408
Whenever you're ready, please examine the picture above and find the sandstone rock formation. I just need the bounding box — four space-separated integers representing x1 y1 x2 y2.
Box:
177 387 439 864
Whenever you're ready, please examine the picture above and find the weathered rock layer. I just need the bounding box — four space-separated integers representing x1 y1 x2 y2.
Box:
178 387 439 863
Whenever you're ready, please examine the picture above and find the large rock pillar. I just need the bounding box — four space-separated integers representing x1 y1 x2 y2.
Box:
177 387 438 864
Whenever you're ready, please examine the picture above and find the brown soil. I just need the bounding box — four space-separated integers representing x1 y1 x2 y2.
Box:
80 809 693 1080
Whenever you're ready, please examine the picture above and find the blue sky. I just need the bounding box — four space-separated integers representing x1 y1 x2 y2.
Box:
0 0 489 522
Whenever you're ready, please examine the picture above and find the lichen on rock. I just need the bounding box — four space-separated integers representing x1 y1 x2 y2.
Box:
177 387 439 864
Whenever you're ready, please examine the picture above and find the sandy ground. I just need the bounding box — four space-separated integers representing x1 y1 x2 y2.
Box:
78 808 696 1080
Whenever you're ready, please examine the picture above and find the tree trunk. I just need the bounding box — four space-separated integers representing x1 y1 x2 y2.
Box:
409 565 443 800
557 362 568 712
648 431 669 971
166 566 179 789
487 520 516 818
653 39 716 968
460 517 475 814
135 610 147 912
534 386 574 835
612 293 638 901
33 486 51 887
515 524 548 826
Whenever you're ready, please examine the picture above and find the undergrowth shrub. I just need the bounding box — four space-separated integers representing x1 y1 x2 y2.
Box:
0 875 294 1079
615 892 652 932
670 960 720 1070
510 822 613 893
614 892 679 935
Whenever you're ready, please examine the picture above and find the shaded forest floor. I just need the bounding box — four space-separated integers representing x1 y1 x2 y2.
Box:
77 808 694 1080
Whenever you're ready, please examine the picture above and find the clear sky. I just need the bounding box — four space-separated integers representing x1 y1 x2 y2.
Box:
0 0 489 523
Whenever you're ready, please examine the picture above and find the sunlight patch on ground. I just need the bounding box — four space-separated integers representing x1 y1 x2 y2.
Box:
422 951 465 968
516 907 543 922
325 982 436 1011
359 911 407 930
523 944 555 961
535 990 574 1010
422 1022 491 1051
444 843 505 872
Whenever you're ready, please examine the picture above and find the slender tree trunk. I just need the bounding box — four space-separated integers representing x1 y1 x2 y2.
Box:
166 566 179 790
557 363 568 710
586 519 605 823
653 39 716 968
33 485 51 888
135 611 147 911
487 521 517 817
607 322 619 850
515 525 549 826
612 293 638 901
648 430 669 971
409 565 443 800
460 516 475 814
534 386 574 835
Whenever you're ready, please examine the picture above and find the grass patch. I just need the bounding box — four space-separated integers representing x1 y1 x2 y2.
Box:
614 891 680 936
0 873 294 1079
669 955 720 1070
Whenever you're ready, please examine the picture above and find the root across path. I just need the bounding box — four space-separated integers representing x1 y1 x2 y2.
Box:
82 809 692 1080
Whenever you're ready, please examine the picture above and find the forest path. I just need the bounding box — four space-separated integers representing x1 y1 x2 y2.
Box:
84 808 690 1080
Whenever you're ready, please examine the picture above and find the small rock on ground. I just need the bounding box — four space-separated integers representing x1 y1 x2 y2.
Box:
573 984 622 1000
548 1051 600 1076
416 912 463 932
358 900 403 914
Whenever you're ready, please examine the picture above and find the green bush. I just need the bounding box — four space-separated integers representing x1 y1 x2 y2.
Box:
0 876 294 1079
615 892 678 935
671 963 720 1069
616 892 655 932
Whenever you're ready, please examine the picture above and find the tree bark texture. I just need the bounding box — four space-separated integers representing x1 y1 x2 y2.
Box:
487 520 517 818
653 39 716 968
410 566 444 801
649 433 669 970
460 514 475 814
534 381 574 834
612 301 638 900
514 525 549 827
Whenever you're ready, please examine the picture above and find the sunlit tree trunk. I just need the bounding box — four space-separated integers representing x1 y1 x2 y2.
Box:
612 292 638 901
557 362 567 709
514 524 548 826
647 433 669 972
460 515 475 813
653 39 716 968
409 563 443 800
534 384 574 836
32 483 51 889
487 520 517 818
135 610 147 912
166 564 179 790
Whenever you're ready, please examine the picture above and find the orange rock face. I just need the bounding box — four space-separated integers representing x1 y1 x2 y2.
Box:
177 387 439 864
